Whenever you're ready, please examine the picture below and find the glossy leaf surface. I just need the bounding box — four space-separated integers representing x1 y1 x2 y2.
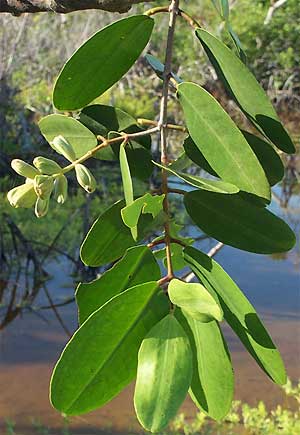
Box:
169 279 223 322
53 16 154 110
50 282 168 415
80 200 155 266
39 115 97 158
176 309 234 420
76 246 161 324
154 161 238 194
178 82 270 201
183 247 287 384
196 29 295 154
242 131 284 186
184 190 296 254
134 314 192 432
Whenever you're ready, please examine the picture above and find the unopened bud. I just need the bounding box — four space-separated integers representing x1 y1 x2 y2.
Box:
53 174 68 204
34 175 54 199
11 159 39 179
75 164 96 193
51 135 76 162
33 156 62 175
7 183 36 208
35 197 49 218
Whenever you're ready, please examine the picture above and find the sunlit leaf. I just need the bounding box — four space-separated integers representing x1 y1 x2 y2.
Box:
183 246 287 384
184 190 296 254
169 279 223 322
121 193 164 229
196 29 295 154
176 309 234 420
178 82 270 201
50 282 168 415
53 15 154 110
183 137 218 177
76 246 161 324
39 114 97 159
134 314 192 432
120 142 136 239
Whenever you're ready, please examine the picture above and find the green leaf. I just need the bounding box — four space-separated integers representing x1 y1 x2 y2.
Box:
183 246 287 385
76 246 161 324
154 244 187 272
177 83 270 201
50 282 168 415
39 114 97 159
120 142 136 240
80 200 156 267
195 29 295 154
145 54 183 84
169 279 223 322
79 104 136 137
183 137 218 177
126 147 153 181
168 151 193 172
176 309 234 421
154 161 239 194
121 193 165 229
184 190 296 254
185 132 284 187
134 314 192 432
53 15 154 110
241 131 284 186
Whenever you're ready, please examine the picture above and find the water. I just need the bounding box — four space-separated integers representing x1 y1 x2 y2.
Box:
0 184 299 434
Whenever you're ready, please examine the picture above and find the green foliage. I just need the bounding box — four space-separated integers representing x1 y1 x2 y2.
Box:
50 282 168 415
184 246 287 385
184 190 296 254
196 28 295 154
134 314 192 432
5 1 297 433
178 82 271 201
53 15 154 110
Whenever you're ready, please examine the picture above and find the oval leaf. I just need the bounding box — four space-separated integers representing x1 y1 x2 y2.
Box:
39 114 97 159
184 190 296 254
183 136 218 177
176 309 234 420
80 200 156 267
76 246 161 324
134 314 192 432
154 161 239 194
120 142 136 240
50 282 168 415
169 279 223 322
178 82 270 201
53 15 154 110
183 246 287 385
196 29 295 154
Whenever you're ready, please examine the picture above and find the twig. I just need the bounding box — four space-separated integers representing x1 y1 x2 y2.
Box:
159 0 180 282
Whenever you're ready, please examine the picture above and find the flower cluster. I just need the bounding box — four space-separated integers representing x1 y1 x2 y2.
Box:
7 135 97 218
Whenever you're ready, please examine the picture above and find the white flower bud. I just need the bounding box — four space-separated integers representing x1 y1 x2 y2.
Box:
75 164 96 193
7 183 36 208
51 135 76 162
53 174 68 204
35 197 49 218
11 159 39 179
33 156 62 175
34 175 54 199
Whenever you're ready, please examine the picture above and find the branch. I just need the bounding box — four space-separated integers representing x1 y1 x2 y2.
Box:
0 0 155 15
264 0 288 25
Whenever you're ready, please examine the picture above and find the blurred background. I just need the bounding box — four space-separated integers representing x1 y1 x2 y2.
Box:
0 0 299 434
